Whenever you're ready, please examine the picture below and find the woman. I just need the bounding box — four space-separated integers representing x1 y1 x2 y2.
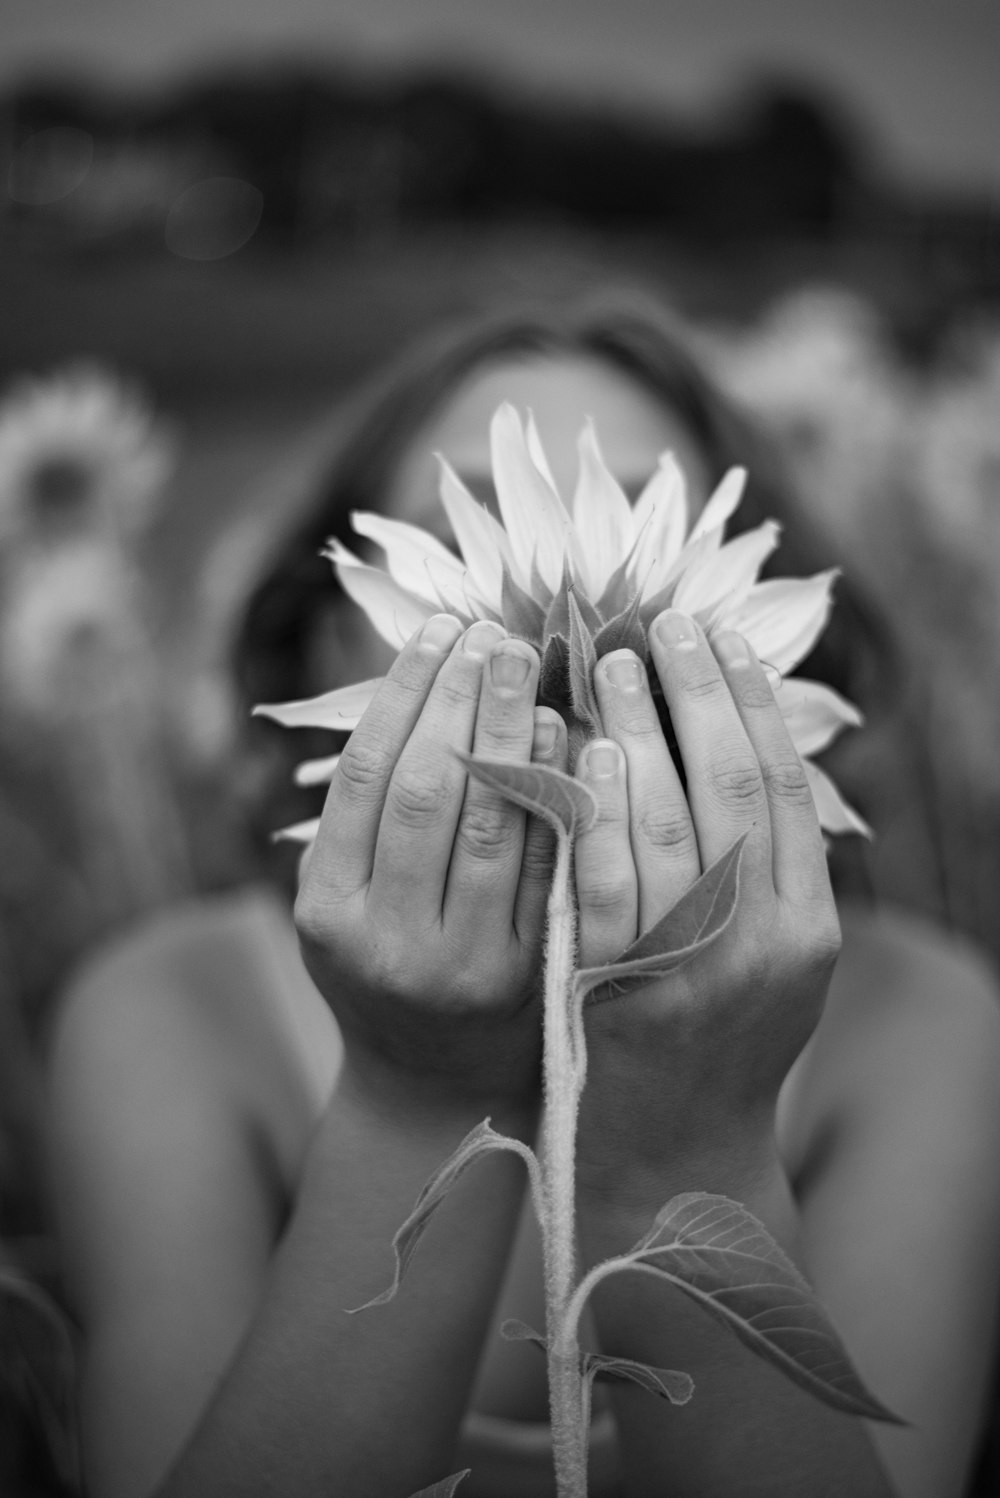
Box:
47 297 1000 1498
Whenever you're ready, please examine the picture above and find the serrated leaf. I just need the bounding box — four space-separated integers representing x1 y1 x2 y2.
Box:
459 753 598 838
539 632 570 706
567 589 602 733
585 1352 694 1406
500 562 547 642
577 831 748 1004
622 1193 903 1423
348 1120 539 1312
407 1470 470 1498
592 590 648 662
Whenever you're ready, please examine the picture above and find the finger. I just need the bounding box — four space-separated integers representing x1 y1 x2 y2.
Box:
574 739 638 967
308 613 464 897
444 637 541 934
514 707 569 947
593 649 700 932
370 620 507 921
648 609 772 879
711 631 832 907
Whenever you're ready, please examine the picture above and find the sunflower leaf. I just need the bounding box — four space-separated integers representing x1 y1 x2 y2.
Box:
567 589 602 734
501 563 547 642
593 589 649 662
407 1471 471 1498
347 1120 539 1313
577 831 748 1004
500 1317 547 1352
617 1193 904 1423
459 753 598 838
586 1353 694 1406
542 562 573 644
539 632 570 706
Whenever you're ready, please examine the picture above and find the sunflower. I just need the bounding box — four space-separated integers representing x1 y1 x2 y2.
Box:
256 404 869 842
0 364 173 552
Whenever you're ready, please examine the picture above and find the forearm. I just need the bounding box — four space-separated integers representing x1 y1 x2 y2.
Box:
576 1140 898 1498
157 1064 536 1498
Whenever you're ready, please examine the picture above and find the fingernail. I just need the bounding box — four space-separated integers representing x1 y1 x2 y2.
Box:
489 645 532 689
713 631 751 669
602 652 645 692
419 614 463 652
654 610 698 651
532 719 560 758
582 740 622 778
462 620 506 658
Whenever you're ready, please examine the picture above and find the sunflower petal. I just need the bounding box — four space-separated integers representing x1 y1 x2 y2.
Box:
805 761 872 839
325 544 437 648
436 458 509 609
294 753 342 786
272 818 321 845
253 677 382 730
491 403 576 592
571 419 635 595
687 466 747 545
674 521 781 621
350 511 468 603
725 571 838 676
526 409 559 493
778 679 862 758
629 453 689 591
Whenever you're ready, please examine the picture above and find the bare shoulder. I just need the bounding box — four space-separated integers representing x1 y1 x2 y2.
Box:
781 898 1000 1166
48 886 341 1257
779 901 1000 1496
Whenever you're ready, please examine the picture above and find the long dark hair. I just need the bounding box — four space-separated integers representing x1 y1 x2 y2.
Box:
235 293 901 886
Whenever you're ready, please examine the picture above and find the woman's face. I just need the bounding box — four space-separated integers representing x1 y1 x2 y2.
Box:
385 350 712 535
321 351 714 685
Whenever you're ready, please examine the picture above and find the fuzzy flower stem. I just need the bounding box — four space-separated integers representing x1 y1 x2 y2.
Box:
539 829 589 1497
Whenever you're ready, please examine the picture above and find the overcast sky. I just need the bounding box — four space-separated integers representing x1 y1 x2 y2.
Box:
6 0 1000 195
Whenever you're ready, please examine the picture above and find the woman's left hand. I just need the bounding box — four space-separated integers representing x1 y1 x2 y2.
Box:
573 609 842 1205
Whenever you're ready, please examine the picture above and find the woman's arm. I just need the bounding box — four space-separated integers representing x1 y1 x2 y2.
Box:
569 612 903 1497
49 615 562 1498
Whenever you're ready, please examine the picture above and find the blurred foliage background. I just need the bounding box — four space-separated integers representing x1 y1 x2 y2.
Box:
1 4 999 1493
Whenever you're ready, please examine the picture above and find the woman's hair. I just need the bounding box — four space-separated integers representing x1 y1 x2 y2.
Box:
235 292 901 887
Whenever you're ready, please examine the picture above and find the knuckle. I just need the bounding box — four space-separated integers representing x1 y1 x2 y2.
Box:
434 671 480 712
762 755 812 804
610 702 662 741
679 667 727 704
455 800 518 863
578 872 635 920
635 798 697 855
708 752 764 806
336 739 393 797
731 675 778 712
387 764 451 827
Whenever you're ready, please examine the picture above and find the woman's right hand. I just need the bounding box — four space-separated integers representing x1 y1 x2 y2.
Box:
294 613 565 1112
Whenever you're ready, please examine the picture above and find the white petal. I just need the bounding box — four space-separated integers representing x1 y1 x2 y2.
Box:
490 403 576 592
350 511 464 598
294 753 341 786
253 677 382 730
273 818 321 845
526 409 559 492
673 521 781 620
327 546 437 648
725 571 837 676
687 466 747 545
437 458 508 610
629 452 689 590
778 678 862 758
805 761 872 839
571 419 636 595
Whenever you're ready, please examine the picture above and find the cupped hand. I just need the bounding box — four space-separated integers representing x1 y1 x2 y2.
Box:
295 614 566 1108
573 609 841 1197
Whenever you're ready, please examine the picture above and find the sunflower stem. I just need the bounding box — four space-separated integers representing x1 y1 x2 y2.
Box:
539 831 590 1497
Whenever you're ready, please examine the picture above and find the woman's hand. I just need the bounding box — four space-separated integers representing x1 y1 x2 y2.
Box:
295 613 565 1111
573 608 841 1204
